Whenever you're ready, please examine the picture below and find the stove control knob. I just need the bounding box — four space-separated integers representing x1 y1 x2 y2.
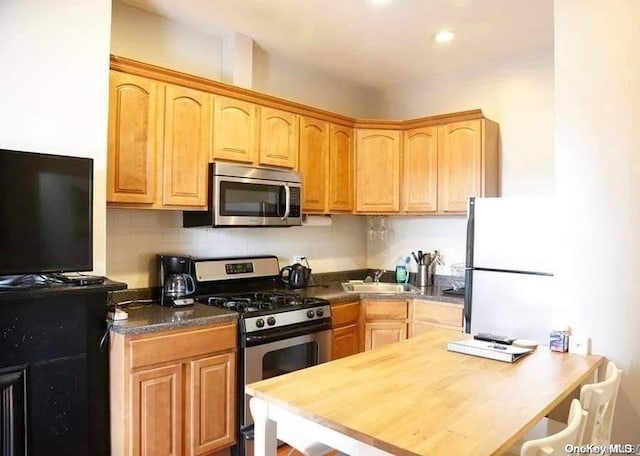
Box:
267 317 276 326
316 309 324 317
256 318 265 328
307 310 315 318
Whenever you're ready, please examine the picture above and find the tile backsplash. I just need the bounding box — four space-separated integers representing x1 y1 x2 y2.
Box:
106 209 368 288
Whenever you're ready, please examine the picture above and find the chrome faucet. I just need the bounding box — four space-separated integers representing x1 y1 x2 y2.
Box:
373 269 386 284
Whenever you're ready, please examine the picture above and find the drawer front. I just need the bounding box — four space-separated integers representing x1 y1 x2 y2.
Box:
364 300 407 320
331 301 360 327
413 300 463 328
130 322 237 369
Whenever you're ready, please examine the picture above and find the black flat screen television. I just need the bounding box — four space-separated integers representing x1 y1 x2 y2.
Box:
0 149 93 276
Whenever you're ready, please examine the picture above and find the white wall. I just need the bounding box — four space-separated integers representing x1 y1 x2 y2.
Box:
108 210 366 288
0 0 112 274
554 0 640 441
253 46 377 118
111 1 223 81
107 3 371 287
368 49 555 270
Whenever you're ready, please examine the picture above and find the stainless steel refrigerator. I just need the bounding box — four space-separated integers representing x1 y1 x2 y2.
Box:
464 197 556 344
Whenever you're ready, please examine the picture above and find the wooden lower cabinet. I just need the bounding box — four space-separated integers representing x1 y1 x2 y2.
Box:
364 322 407 351
188 353 235 455
331 300 362 360
362 299 408 351
409 299 463 338
111 322 237 456
132 363 184 456
332 324 360 360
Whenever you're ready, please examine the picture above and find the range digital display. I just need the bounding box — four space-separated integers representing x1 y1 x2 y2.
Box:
225 262 254 275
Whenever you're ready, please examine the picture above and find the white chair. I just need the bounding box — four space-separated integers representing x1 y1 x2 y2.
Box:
579 361 622 445
509 360 622 454
520 399 587 456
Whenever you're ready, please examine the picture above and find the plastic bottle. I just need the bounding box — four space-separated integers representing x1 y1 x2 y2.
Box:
395 256 410 284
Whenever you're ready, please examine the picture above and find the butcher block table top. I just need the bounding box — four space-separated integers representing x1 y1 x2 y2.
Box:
246 328 604 456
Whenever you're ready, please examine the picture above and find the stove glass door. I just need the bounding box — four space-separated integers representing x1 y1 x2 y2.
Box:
243 330 331 428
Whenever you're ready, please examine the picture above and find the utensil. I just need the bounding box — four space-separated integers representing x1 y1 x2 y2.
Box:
412 252 420 264
418 250 424 264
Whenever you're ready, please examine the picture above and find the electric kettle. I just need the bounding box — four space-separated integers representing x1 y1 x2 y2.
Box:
279 263 312 289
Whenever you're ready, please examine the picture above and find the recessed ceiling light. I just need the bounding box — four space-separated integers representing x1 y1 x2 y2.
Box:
435 30 456 43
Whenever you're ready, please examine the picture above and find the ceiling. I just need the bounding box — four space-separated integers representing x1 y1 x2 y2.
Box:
120 0 554 89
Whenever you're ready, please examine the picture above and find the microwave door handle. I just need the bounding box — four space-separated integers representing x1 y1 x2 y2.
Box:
281 183 291 220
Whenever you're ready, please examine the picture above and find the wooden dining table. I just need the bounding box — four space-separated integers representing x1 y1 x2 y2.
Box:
246 328 604 456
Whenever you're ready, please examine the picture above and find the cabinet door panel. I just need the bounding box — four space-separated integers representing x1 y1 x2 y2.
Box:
299 116 329 212
108 71 158 204
364 322 406 351
328 125 354 212
403 126 438 212
259 107 298 169
189 353 235 455
355 129 401 212
212 96 257 164
162 84 211 207
131 363 184 456
332 324 360 360
438 120 482 212
410 321 460 338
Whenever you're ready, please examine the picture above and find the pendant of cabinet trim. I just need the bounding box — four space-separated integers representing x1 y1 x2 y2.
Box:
355 129 401 213
107 71 210 209
259 107 298 169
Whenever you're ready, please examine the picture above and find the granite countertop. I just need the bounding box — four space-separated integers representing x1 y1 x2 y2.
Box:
110 302 237 336
294 282 464 305
0 279 127 302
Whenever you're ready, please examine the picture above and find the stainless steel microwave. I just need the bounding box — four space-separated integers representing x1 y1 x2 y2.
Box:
183 163 302 228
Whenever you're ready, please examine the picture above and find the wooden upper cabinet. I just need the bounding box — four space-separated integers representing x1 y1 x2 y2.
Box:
298 116 329 212
259 107 298 169
211 96 258 164
107 71 158 204
403 126 438 212
328 125 354 212
355 129 401 213
162 84 211 208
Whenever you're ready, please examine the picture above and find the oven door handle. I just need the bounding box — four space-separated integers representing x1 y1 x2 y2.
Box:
244 319 331 346
280 183 290 221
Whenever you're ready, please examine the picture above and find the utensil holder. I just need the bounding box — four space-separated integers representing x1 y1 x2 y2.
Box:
417 265 428 287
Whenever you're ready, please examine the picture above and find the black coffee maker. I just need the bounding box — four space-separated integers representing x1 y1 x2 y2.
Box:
159 254 196 307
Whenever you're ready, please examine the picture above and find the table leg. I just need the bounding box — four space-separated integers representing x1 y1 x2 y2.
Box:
250 397 277 456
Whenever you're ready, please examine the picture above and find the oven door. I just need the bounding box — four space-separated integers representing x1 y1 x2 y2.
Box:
214 175 301 227
242 328 331 428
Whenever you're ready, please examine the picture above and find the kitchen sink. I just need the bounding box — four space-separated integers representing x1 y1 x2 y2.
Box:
341 282 418 293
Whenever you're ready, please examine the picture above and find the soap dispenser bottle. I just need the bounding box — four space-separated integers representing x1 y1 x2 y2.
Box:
395 256 410 284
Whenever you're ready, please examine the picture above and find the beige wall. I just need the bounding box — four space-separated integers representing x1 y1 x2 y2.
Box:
554 0 640 441
108 210 366 289
111 1 223 81
253 46 378 118
368 49 555 270
0 0 112 274
107 3 371 287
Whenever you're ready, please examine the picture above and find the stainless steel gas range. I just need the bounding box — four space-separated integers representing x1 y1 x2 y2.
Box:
191 255 332 456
